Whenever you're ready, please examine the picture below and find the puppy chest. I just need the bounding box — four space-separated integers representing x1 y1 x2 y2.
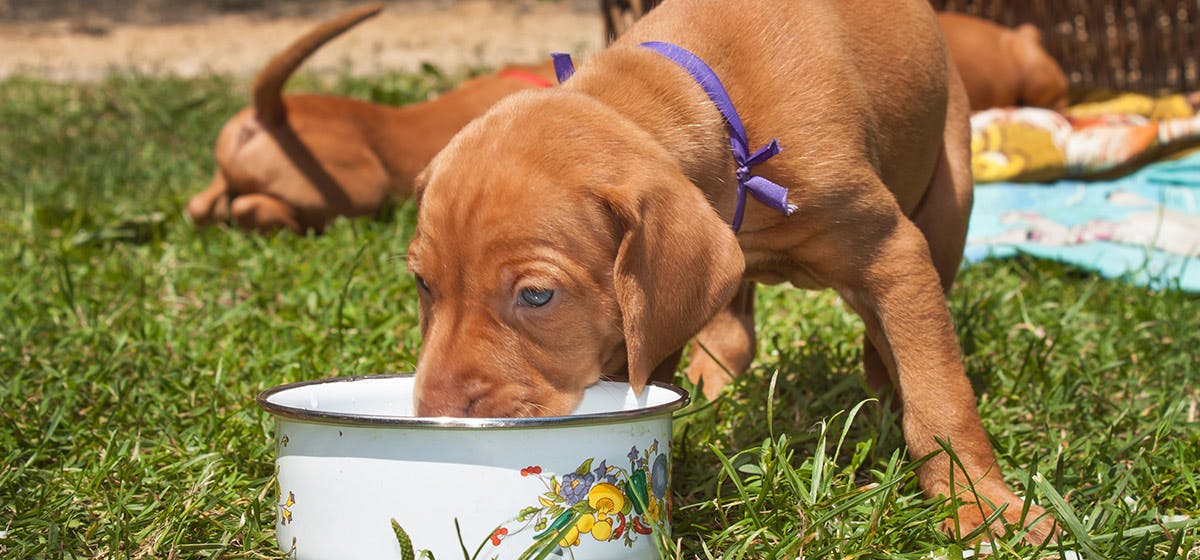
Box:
742 251 822 289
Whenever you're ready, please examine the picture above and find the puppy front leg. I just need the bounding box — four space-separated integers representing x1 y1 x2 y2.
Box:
685 282 756 399
834 219 1052 543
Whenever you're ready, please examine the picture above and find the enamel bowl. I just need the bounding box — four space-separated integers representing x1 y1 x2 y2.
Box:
257 373 689 560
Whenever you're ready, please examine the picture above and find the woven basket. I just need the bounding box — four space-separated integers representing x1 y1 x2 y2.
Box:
601 0 1199 93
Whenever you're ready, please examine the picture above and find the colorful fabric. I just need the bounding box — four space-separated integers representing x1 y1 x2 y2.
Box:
965 151 1200 291
970 92 1200 183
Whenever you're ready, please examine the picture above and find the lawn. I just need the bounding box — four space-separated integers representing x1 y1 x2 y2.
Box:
0 69 1197 559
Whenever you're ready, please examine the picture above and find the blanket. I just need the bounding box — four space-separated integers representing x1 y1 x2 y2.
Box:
970 92 1200 183
965 151 1200 291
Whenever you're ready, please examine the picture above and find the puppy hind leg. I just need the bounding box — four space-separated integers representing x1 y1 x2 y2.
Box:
230 193 303 234
186 174 232 227
684 282 756 400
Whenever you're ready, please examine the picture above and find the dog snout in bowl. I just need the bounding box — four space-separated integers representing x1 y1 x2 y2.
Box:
407 175 630 417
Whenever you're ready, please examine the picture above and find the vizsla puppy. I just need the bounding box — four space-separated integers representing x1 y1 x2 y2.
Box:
186 3 556 233
938 12 1069 111
407 0 1057 543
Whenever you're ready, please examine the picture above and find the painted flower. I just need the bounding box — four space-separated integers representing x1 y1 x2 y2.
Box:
645 494 661 523
559 471 595 505
513 444 668 554
592 460 618 485
278 490 295 525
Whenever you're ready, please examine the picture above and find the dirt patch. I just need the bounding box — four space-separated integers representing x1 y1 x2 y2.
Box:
0 0 603 81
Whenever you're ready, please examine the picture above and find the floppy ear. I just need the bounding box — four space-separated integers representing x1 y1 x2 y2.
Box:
600 175 745 393
1014 23 1042 45
412 165 432 209
1011 25 1068 110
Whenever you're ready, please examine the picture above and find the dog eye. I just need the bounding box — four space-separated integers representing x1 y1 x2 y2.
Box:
518 287 554 307
414 274 431 293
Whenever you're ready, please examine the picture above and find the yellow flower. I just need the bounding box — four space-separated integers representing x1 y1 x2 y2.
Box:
646 495 659 523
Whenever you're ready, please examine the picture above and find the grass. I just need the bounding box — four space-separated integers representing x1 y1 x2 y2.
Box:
0 68 1197 559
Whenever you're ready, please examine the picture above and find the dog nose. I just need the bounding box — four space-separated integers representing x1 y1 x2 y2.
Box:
414 372 488 417
415 394 477 417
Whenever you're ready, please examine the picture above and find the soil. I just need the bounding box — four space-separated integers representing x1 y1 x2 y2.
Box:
0 0 604 81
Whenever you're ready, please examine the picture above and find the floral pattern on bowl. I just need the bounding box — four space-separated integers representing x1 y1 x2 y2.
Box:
388 439 671 559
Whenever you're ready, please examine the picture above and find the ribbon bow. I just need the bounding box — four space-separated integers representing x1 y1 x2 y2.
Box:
552 43 796 232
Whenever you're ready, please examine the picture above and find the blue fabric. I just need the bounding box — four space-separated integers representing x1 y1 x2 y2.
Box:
965 151 1200 291
551 52 574 83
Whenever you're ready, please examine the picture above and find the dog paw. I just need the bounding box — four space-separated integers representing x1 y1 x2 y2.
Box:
943 492 1059 546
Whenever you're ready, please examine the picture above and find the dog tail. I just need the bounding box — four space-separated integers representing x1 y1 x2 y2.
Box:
252 2 384 126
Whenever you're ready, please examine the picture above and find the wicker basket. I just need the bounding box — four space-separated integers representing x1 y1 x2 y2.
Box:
601 0 1199 93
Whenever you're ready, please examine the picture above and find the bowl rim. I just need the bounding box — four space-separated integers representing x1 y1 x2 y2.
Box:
256 373 691 429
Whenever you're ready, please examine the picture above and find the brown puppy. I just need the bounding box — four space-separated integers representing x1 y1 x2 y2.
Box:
408 0 1056 543
186 4 556 233
938 12 1069 111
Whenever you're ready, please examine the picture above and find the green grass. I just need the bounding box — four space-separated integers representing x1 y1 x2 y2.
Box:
0 69 1197 559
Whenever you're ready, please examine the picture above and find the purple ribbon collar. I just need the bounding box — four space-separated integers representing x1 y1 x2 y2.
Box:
552 43 796 232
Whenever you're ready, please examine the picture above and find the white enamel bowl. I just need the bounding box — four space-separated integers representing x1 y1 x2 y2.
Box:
257 373 690 560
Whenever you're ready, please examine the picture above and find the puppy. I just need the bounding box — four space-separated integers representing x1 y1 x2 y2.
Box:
938 11 1069 111
186 3 556 233
408 0 1056 543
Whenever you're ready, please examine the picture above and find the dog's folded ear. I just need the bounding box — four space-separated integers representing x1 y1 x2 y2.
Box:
598 173 745 393
412 166 431 209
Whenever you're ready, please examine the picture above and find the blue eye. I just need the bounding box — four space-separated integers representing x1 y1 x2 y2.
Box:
519 287 554 307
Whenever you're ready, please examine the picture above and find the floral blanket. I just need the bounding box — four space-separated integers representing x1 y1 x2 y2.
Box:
971 92 1200 183
965 151 1200 291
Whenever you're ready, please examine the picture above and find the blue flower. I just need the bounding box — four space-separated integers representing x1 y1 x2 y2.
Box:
627 446 639 463
593 460 618 485
560 471 595 505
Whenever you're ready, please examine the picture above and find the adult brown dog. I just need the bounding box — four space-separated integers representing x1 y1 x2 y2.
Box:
408 0 1056 543
186 3 556 233
938 12 1069 111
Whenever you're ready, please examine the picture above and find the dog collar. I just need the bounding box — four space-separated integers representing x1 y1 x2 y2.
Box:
497 68 555 88
551 44 796 232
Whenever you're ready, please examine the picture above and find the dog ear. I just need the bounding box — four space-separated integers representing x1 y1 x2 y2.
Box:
413 166 432 209
1014 23 1042 45
599 174 745 393
1012 25 1068 110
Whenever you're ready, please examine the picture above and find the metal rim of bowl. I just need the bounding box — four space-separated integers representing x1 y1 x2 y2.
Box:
256 373 691 429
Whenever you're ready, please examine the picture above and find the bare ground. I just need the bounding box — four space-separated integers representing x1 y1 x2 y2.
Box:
0 0 603 81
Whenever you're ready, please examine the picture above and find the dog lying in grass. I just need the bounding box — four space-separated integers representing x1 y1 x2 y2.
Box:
186 7 1069 235
938 12 1069 112
185 3 556 233
405 0 1058 544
